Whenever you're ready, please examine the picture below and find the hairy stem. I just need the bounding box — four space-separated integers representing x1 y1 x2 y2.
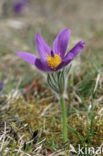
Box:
60 95 68 142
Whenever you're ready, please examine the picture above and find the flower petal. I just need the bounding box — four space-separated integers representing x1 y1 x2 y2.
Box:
16 51 52 72
35 59 53 72
35 34 51 61
16 51 38 65
56 41 85 70
0 82 4 88
53 29 71 58
14 0 28 14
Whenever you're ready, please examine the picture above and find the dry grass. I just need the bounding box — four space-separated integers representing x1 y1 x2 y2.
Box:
0 0 103 155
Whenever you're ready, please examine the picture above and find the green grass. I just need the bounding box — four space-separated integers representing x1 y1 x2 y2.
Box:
0 15 103 155
0 54 103 155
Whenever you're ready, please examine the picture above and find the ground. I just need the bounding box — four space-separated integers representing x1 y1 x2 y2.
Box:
0 0 103 155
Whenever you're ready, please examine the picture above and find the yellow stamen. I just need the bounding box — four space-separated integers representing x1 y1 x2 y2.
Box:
47 54 61 70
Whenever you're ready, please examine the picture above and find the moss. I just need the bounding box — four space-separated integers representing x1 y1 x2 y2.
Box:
9 94 103 151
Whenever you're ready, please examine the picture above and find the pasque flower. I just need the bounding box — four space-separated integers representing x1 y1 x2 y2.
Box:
13 0 28 14
16 29 85 72
16 29 85 143
0 82 4 88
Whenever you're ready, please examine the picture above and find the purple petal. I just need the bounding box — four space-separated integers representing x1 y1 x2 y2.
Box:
16 51 38 65
56 41 85 70
35 34 51 61
53 29 71 58
0 82 4 88
35 59 52 72
14 0 28 14
16 51 52 72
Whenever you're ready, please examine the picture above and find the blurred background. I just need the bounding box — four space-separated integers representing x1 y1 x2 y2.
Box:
0 0 103 51
0 0 103 84
0 0 103 104
0 0 103 76
0 1 103 155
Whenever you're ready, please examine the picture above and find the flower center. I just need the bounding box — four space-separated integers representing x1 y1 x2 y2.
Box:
47 54 61 70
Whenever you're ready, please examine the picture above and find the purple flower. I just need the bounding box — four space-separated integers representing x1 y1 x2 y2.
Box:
16 29 85 72
0 82 4 88
13 0 28 14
